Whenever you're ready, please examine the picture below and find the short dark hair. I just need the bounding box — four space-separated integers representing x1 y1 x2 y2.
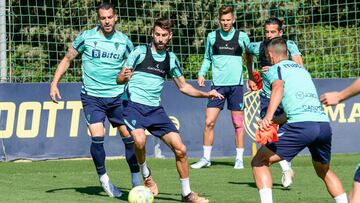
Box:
97 2 116 16
153 18 172 32
218 5 234 17
266 37 288 56
264 17 284 31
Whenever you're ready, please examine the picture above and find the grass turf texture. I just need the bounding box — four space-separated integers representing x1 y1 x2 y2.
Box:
0 154 357 203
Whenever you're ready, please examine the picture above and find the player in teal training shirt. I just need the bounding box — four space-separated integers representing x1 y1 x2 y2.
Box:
117 18 222 203
246 17 304 188
252 37 348 203
321 78 360 203
50 3 140 198
191 5 252 170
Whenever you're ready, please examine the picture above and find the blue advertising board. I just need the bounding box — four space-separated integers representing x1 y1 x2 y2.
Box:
0 79 359 161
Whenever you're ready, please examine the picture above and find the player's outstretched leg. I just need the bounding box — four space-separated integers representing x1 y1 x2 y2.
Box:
140 163 158 197
312 161 348 203
131 128 159 197
163 132 209 202
91 136 122 197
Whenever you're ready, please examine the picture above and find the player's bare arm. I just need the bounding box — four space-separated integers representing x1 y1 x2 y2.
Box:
173 76 224 99
321 78 360 106
116 67 132 84
245 48 257 91
50 47 79 103
292 55 304 66
260 80 284 130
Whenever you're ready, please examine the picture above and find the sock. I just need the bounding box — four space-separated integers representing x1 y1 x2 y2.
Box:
99 173 109 183
259 188 273 203
279 160 291 172
203 146 212 161
334 193 348 203
90 136 106 175
287 161 292 168
236 148 244 161
122 136 140 173
140 161 150 178
180 178 191 197
131 172 141 187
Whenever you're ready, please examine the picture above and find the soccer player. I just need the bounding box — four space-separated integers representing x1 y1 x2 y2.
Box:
246 17 303 187
251 37 348 203
117 18 222 203
191 5 251 170
49 2 140 198
321 78 360 203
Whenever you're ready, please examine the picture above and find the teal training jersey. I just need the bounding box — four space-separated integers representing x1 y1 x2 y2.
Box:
72 26 134 97
124 45 183 107
198 28 250 86
247 40 301 62
266 60 329 123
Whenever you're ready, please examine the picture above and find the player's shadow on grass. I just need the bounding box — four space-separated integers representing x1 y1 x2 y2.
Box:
46 186 128 201
206 160 234 167
228 181 284 189
46 186 182 202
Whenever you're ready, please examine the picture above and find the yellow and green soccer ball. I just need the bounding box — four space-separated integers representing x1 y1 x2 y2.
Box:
128 185 154 203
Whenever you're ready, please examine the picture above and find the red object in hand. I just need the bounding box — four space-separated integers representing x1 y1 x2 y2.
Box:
255 123 279 145
253 71 263 90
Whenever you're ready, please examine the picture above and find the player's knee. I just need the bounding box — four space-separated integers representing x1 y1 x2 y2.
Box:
251 153 269 168
232 114 244 132
205 119 216 129
133 136 146 149
314 164 330 179
174 144 187 159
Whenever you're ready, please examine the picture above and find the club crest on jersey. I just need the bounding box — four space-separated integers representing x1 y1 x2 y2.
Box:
244 91 261 141
114 42 119 50
131 120 136 126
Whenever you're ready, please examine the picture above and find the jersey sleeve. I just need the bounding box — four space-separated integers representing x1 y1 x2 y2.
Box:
287 40 301 56
247 42 257 55
124 45 146 69
198 32 214 76
124 37 134 58
72 31 86 54
239 32 250 52
169 53 183 78
266 65 282 84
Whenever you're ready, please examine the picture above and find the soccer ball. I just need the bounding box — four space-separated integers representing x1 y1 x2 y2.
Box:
128 185 154 203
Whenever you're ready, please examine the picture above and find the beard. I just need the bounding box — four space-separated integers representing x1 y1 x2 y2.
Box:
153 40 168 51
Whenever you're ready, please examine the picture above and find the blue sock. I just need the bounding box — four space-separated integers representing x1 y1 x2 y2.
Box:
90 136 106 175
122 136 140 173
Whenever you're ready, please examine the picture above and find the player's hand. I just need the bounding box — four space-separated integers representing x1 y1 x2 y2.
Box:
320 91 341 106
50 84 61 104
258 116 273 131
197 76 205 87
247 78 258 91
208 89 224 100
123 68 133 80
262 66 270 73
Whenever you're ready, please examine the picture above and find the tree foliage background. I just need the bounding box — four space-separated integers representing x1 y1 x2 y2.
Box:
6 0 360 82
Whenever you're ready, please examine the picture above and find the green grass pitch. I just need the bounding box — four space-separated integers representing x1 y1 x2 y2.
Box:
0 154 357 203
